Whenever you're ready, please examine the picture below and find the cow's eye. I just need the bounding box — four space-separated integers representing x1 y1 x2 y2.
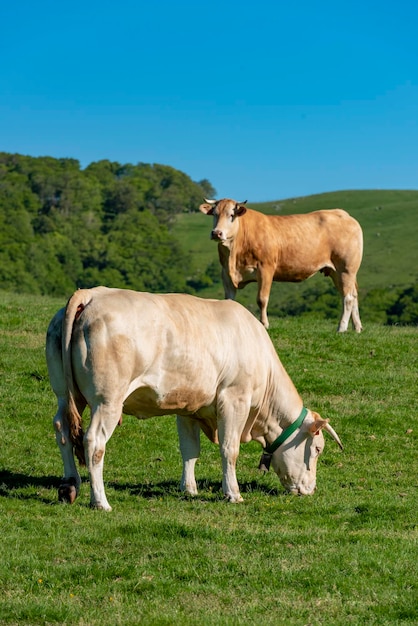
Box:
315 446 322 456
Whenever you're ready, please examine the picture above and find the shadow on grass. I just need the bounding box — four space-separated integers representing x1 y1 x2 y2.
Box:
0 469 60 491
108 477 281 500
0 468 281 503
0 469 61 504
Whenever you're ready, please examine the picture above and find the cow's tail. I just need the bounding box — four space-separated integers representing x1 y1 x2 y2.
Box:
62 289 94 466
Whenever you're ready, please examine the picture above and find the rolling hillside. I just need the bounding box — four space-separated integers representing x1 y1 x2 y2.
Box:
173 189 418 323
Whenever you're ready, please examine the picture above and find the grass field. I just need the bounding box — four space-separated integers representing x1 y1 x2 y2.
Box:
0 290 417 625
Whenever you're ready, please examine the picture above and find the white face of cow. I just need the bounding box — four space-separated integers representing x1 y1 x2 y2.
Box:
199 198 247 243
271 429 325 495
268 413 343 495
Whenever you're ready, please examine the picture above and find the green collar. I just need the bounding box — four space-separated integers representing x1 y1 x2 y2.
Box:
264 407 308 454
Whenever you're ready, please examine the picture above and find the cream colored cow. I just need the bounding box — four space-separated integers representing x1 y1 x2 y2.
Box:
46 287 342 510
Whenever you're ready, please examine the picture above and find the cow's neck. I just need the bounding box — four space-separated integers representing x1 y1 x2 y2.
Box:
218 225 251 289
248 355 305 449
265 398 305 446
264 407 308 454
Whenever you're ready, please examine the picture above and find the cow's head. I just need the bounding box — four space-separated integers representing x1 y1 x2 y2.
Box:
199 198 247 243
269 412 343 495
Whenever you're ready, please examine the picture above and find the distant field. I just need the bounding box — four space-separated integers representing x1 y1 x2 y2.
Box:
173 190 418 321
0 291 417 625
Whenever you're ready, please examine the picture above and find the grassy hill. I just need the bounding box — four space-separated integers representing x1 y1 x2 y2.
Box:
173 189 418 323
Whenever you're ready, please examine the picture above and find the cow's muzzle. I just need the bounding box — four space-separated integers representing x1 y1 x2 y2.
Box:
211 230 224 241
287 483 316 496
280 476 316 496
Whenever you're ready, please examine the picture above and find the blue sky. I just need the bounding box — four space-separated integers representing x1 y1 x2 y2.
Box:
1 1 417 201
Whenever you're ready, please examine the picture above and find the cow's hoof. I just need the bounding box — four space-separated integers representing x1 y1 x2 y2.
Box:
182 487 198 497
226 494 244 503
58 478 78 504
90 503 112 512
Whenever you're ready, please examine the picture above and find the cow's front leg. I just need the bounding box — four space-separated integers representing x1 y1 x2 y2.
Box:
217 411 245 503
176 415 200 496
53 401 81 504
85 405 121 511
222 267 237 300
257 269 274 329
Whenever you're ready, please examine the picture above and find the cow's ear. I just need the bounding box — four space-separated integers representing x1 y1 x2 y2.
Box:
234 204 247 217
308 412 328 437
199 203 215 215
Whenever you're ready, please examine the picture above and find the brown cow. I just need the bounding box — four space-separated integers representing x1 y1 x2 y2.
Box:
199 198 363 331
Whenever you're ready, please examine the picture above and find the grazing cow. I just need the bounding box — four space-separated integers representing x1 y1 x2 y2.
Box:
46 287 342 510
199 198 363 331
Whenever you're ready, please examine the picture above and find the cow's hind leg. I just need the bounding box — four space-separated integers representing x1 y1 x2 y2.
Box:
176 415 200 496
350 287 362 332
331 271 362 333
85 403 123 511
53 400 82 504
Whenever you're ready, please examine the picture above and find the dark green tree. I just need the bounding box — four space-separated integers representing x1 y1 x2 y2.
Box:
386 283 418 325
0 151 214 297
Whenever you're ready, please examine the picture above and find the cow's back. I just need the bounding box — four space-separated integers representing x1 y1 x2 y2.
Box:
241 207 361 249
237 208 362 280
68 289 280 418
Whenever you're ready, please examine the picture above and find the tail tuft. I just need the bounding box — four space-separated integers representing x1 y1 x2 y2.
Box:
68 395 86 466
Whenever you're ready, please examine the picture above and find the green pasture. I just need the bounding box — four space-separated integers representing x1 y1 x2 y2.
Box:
173 189 418 320
0 291 416 625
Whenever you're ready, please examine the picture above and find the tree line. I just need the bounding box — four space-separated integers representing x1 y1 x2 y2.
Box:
0 152 216 297
0 151 416 324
